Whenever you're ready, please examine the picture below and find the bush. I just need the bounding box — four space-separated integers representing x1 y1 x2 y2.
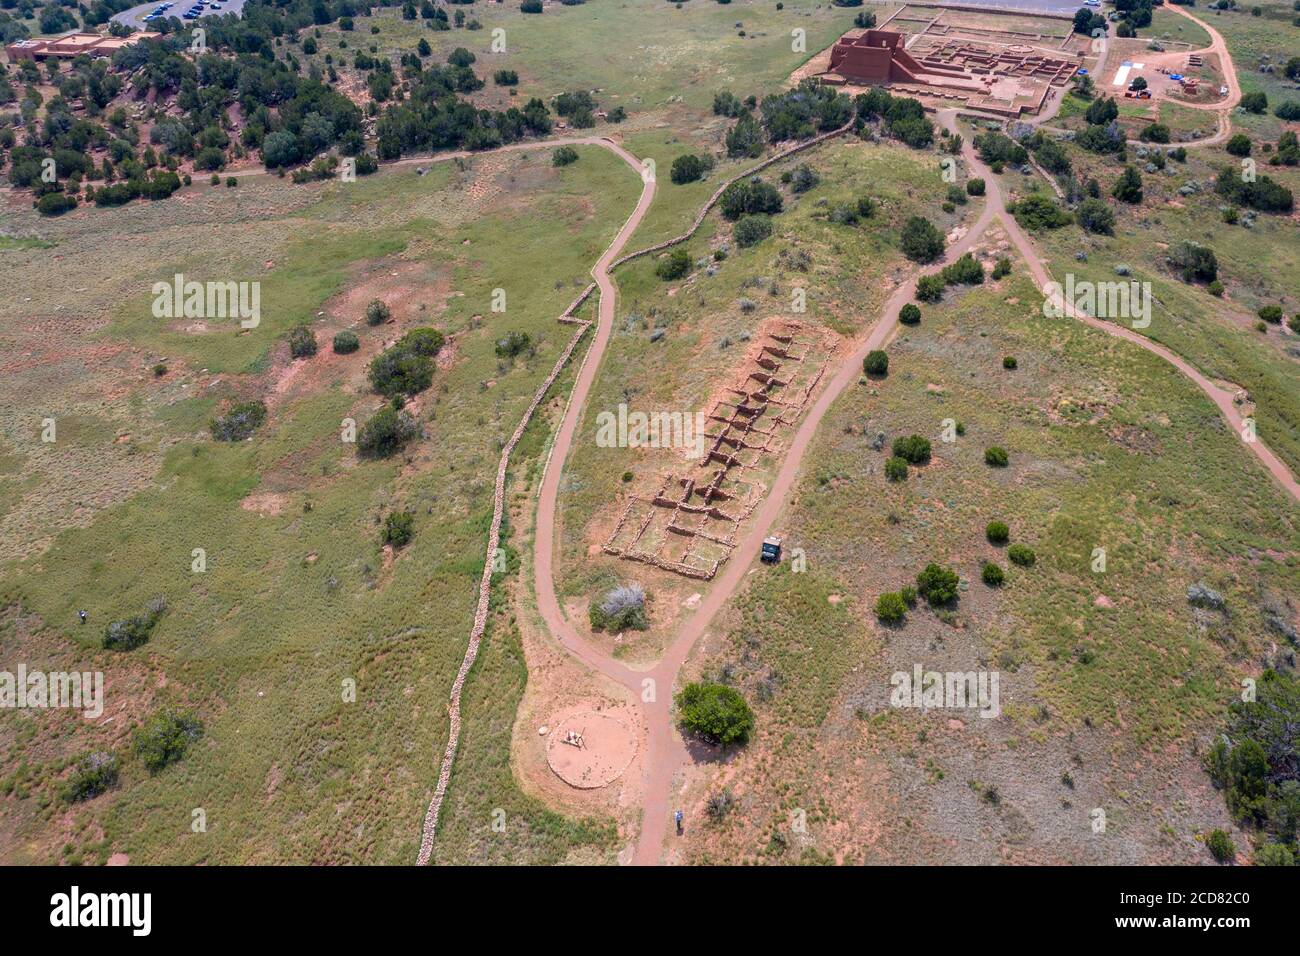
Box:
670 153 706 184
941 253 983 286
103 598 167 652
370 344 433 398
991 258 1012 279
357 406 419 459
521 0 543 12
875 591 907 623
1011 193 1073 229
675 682 755 746
1206 829 1235 863
382 511 415 548
656 248 691 280
399 327 446 357
892 434 931 464
720 177 783 220
1240 91 1267 114
899 303 921 325
900 216 944 263
210 401 268 442
790 163 820 193
552 145 579 167
1002 355 1017 370
63 752 118 803
1139 123 1170 144
35 191 77 216
984 446 1009 467
133 709 203 774
986 521 1009 544
863 350 888 377
1007 544 1036 567
916 563 959 606
981 561 1005 586
734 214 773 248
966 177 985 197
915 274 944 302
1076 197 1116 235
1256 843 1296 866
365 299 391 326
333 330 360 354
287 324 317 359
1258 305 1283 325
1225 133 1252 157
589 583 649 632
1168 241 1218 283
884 456 909 482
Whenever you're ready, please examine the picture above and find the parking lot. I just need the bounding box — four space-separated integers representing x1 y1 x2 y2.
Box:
110 0 249 31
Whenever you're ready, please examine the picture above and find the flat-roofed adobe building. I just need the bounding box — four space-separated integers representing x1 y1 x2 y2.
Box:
5 31 162 63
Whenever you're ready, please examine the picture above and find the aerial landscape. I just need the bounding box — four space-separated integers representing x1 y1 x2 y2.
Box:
0 0 1297 877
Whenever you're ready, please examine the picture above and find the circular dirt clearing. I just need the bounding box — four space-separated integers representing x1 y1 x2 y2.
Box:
545 711 638 789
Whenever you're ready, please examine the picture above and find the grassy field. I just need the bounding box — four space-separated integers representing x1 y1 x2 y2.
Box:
678 237 1298 864
0 144 641 864
1001 118 1300 477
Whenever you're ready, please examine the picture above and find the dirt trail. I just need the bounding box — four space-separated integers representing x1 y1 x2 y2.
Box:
414 137 655 866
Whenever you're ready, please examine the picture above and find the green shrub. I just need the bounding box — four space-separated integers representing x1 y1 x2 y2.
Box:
916 563 959 606
369 343 433 398
399 327 446 356
900 216 944 263
899 303 921 325
357 406 419 459
1076 197 1116 235
986 521 1009 544
734 213 773 248
966 177 985 196
941 253 983 286
1258 305 1283 325
675 682 755 746
884 456 908 481
552 145 579 166
1011 193 1072 229
991 257 1012 279
915 274 944 302
383 511 415 548
1003 355 1017 370
656 248 691 280
670 153 706 184
333 330 360 354
984 446 1009 467
62 752 118 803
891 434 931 464
133 709 203 773
1007 544 1036 567
1206 829 1235 863
863 350 888 377
899 585 917 606
981 561 1005 586
494 330 531 359
287 324 317 358
589 583 648 632
210 400 268 442
875 591 907 623
365 299 391 326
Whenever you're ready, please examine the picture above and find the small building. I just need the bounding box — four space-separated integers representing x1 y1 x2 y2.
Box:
5 31 162 63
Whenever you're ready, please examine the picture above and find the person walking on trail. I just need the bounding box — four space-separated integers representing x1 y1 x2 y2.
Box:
675 810 684 835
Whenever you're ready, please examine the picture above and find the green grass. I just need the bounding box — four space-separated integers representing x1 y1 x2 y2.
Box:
0 144 640 864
